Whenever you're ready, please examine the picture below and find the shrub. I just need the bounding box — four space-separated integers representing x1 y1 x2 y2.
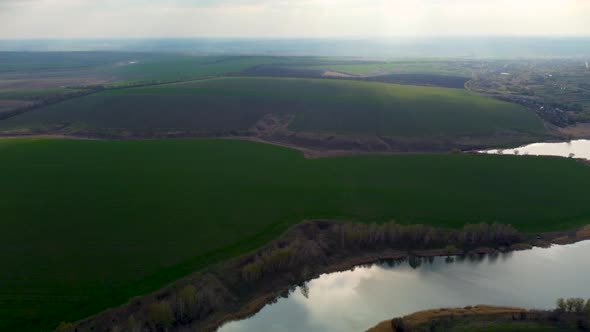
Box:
573 298 586 313
148 301 174 327
557 297 588 313
263 247 293 271
55 322 74 332
242 242 303 283
178 285 198 307
392 317 406 332
242 259 264 282
557 298 567 312
128 315 139 332
176 284 199 321
445 244 457 255
566 298 586 313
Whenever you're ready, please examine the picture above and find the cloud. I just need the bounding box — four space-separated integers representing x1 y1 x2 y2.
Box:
0 0 589 38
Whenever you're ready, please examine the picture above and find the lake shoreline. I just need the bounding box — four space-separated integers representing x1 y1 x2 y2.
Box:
70 221 590 332
479 139 590 162
367 305 589 332
211 225 590 332
4 136 590 164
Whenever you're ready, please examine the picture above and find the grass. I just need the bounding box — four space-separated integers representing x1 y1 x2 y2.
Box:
110 55 285 82
306 60 472 76
0 52 141 73
1 138 590 331
0 77 547 138
0 53 277 79
308 63 399 75
0 54 286 114
0 88 82 101
372 306 584 332
453 322 578 332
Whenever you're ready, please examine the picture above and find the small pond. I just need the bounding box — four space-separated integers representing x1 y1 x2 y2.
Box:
482 139 590 160
219 241 590 332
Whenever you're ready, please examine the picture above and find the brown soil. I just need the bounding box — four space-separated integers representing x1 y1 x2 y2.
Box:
367 304 590 332
533 224 590 245
248 124 546 158
107 130 550 157
367 305 531 332
558 123 590 138
322 70 355 78
248 113 294 136
576 225 590 240
510 243 533 251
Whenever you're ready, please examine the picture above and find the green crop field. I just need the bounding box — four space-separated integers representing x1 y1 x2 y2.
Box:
307 60 471 76
453 322 578 332
109 55 286 83
0 53 280 80
0 88 82 101
1 138 589 331
0 52 142 73
0 77 547 139
0 54 292 117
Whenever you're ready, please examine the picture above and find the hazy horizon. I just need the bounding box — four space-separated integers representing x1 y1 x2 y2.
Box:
2 37 589 58
1 0 590 39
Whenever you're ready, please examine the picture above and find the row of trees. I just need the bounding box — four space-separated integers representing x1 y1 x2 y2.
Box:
63 221 529 332
556 298 590 315
147 285 205 329
241 222 523 285
147 275 232 330
242 238 322 283
0 88 100 121
99 276 232 332
333 221 522 249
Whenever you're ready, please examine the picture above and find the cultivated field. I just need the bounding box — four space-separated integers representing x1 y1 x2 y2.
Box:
0 54 290 118
305 60 472 76
0 53 585 331
1 138 589 331
2 53 587 139
0 77 547 150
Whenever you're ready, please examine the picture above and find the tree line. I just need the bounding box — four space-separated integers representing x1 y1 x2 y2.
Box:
556 297 590 315
61 221 528 332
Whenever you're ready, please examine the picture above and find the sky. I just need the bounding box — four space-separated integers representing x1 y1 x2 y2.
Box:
1 0 590 39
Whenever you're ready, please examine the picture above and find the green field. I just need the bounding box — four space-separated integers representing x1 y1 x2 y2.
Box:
453 322 578 332
109 55 287 83
1 138 590 331
0 52 143 73
0 88 82 101
0 77 547 139
0 53 280 80
307 60 471 76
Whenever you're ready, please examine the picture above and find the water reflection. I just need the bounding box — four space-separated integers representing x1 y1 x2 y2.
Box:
219 241 590 332
482 139 590 160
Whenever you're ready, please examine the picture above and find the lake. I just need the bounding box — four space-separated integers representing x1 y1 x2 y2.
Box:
482 139 590 160
219 241 590 332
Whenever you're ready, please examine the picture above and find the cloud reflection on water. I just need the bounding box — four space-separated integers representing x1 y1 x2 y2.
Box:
220 241 590 332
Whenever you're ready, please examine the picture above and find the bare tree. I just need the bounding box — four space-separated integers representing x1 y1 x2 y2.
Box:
557 298 567 312
148 301 174 330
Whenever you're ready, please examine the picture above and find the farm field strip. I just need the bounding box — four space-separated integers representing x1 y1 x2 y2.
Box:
0 77 547 140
